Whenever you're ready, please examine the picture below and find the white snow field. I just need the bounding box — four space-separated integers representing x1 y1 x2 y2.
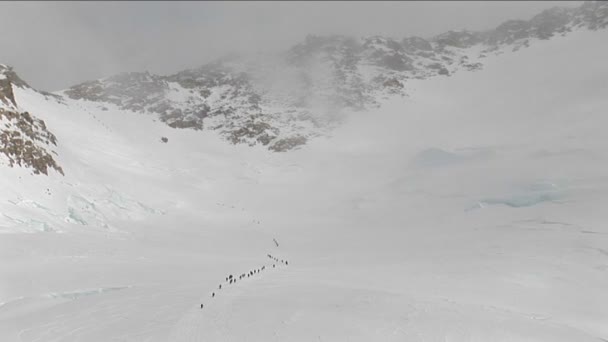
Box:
1 28 608 341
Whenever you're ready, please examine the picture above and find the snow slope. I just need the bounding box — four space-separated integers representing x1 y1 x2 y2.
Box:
0 21 608 342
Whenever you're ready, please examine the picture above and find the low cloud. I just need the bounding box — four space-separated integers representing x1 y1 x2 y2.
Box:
0 1 581 91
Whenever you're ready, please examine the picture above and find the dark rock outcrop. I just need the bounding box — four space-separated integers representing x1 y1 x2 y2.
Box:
0 108 63 175
0 66 64 176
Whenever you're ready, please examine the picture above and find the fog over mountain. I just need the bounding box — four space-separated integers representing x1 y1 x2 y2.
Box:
0 1 580 91
0 1 607 341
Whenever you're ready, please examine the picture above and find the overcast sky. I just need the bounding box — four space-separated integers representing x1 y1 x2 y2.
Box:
0 1 582 91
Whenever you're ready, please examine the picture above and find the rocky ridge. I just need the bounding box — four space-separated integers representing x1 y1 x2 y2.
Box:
0 65 63 176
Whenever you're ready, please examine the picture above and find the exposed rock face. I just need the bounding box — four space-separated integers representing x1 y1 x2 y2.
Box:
0 65 63 176
0 65 29 109
433 30 482 48
64 72 167 111
59 1 607 152
484 2 608 45
0 77 17 108
402 37 434 52
269 136 308 152
0 108 63 175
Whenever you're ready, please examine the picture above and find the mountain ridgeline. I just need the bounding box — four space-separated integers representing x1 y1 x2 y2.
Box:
1 1 607 176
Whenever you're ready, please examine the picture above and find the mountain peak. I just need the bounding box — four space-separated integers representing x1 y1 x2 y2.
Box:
0 64 32 109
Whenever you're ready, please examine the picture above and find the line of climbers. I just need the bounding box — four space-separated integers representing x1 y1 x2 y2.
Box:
201 254 289 309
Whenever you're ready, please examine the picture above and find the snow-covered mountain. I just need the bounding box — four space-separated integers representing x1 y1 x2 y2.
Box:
54 0 607 152
1 1 608 341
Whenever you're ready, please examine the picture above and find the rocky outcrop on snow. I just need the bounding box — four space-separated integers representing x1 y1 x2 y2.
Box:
0 65 28 109
0 109 63 175
63 60 324 151
54 1 608 152
0 65 63 176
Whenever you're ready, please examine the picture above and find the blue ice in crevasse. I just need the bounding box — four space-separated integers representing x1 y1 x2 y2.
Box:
467 181 563 210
